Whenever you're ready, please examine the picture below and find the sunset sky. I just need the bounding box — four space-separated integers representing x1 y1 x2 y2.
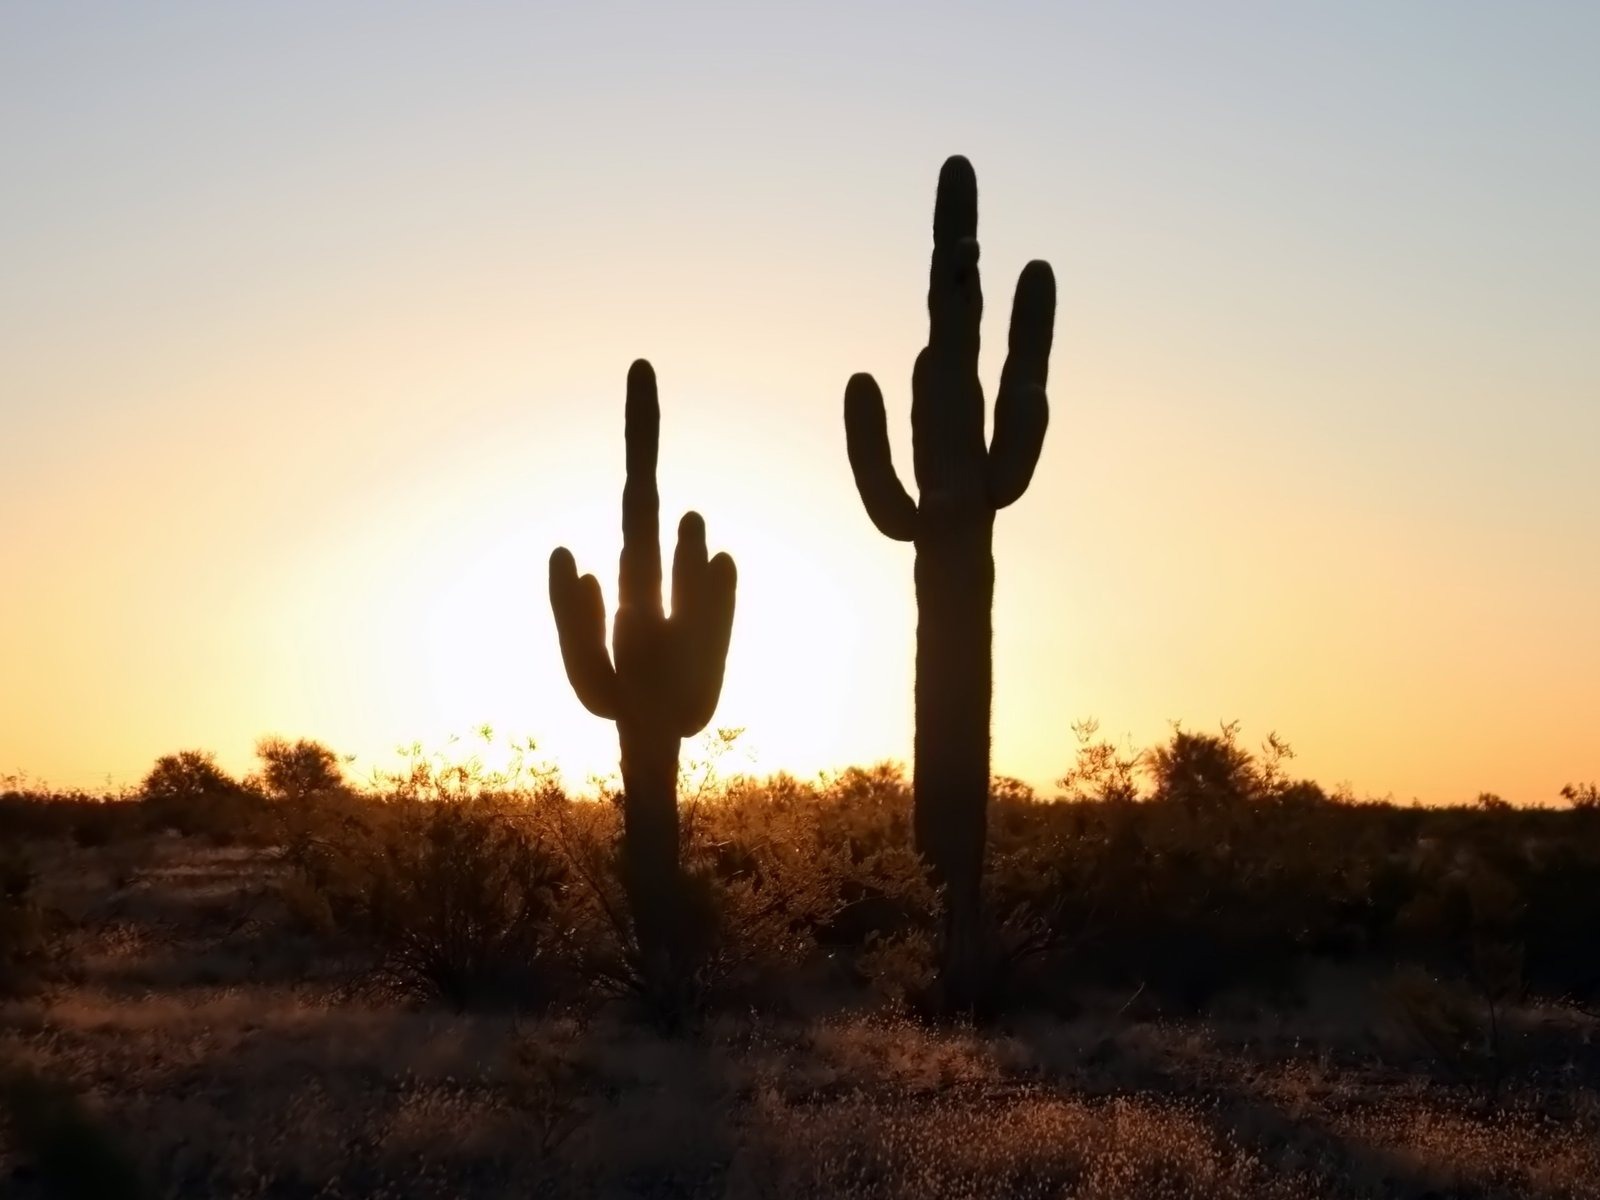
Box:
3 3 1597 803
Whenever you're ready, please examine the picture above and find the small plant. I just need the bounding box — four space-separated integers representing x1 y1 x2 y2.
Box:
858 927 939 1010
1560 781 1599 811
1058 719 1144 804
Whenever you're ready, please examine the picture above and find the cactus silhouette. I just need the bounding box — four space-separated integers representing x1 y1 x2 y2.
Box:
549 359 736 1001
843 156 1056 1012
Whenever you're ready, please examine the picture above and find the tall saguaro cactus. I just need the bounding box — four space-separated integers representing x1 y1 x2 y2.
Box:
549 359 737 997
843 156 1057 1011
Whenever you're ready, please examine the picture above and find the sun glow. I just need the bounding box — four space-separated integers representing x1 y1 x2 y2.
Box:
221 363 922 794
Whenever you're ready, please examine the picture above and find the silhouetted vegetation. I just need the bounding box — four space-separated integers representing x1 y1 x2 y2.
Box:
254 736 350 804
1562 781 1600 811
286 793 569 1008
8 726 1598 1020
137 749 269 841
4 727 1598 1196
844 156 1057 1014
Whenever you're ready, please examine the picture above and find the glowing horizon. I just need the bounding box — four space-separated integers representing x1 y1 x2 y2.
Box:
3 3 1597 805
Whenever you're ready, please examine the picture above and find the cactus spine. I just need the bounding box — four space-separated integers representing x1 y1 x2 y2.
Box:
549 359 737 999
843 156 1056 1011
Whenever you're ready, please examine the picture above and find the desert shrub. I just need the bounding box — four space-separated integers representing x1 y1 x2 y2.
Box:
1514 841 1600 1001
857 926 939 1008
1561 781 1599 811
286 792 570 1008
996 798 1338 1010
0 777 142 845
527 724 1600 1019
1396 825 1600 1004
138 749 269 841
1384 965 1492 1079
806 765 927 947
684 786 845 1000
534 754 938 1019
365 727 556 802
687 767 935 1006
540 766 848 1016
254 735 350 803
20 722 1600 1027
1145 721 1260 813
1057 719 1145 804
369 800 569 1006
504 1031 598 1159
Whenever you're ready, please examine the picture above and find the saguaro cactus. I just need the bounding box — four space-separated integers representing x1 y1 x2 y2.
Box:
843 156 1056 1011
549 359 737 996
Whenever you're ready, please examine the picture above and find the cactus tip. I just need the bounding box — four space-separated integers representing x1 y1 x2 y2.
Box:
934 157 978 242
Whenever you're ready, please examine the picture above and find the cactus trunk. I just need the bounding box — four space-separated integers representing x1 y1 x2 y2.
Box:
913 514 995 1007
843 157 1056 1014
617 723 683 988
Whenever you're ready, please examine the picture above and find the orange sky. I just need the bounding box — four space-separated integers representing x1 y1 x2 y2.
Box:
3 4 1597 803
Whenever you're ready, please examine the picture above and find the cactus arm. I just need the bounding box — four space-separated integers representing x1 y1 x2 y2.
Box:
667 509 710 727
619 358 664 620
988 380 1048 510
844 373 918 542
549 548 619 718
988 259 1056 509
674 548 737 736
670 511 709 630
704 551 737 660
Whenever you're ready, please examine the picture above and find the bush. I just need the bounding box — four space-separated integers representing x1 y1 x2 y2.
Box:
1561 782 1599 811
524 756 938 1019
139 750 268 840
254 736 350 803
0 777 141 845
287 793 570 1008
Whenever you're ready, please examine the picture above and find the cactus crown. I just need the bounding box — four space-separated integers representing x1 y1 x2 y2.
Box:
550 359 736 737
844 155 1057 540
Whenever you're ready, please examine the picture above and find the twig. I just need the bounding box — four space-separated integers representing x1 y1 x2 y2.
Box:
1116 981 1146 1017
